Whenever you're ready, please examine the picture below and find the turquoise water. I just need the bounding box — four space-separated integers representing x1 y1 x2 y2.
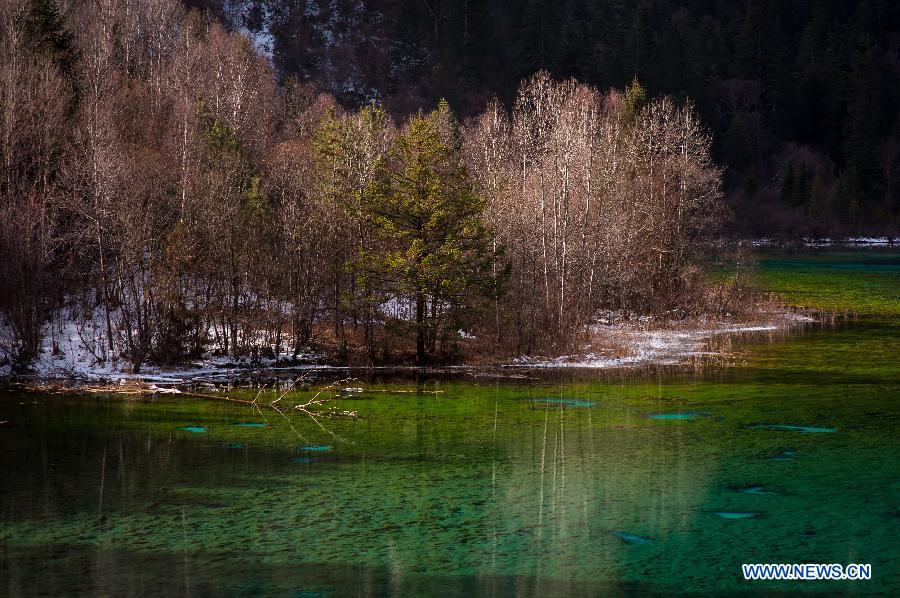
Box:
0 252 898 596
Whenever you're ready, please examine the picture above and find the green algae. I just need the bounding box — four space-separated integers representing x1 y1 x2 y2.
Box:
734 485 777 495
2 363 898 595
768 450 798 461
748 423 836 433
528 397 597 408
648 411 705 420
3 353 896 595
613 531 654 545
713 511 762 519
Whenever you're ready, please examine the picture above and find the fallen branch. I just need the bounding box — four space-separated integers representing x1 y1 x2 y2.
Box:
295 377 359 410
269 374 310 406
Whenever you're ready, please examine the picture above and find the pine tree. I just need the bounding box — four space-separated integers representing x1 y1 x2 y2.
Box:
363 100 501 365
623 77 648 125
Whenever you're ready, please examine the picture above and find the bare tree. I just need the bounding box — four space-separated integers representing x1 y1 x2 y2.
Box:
464 73 723 355
0 0 72 369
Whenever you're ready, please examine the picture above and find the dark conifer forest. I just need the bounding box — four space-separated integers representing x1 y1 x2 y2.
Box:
212 0 900 236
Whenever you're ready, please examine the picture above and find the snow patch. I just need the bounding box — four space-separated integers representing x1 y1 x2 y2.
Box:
752 237 894 247
0 302 328 384
508 320 795 370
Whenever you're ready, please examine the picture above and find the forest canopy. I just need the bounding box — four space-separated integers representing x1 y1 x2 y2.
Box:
0 0 759 371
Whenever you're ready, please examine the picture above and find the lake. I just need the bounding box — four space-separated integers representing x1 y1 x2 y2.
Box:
1 249 898 595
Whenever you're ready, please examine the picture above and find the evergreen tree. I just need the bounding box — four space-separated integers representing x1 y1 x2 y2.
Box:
363 101 501 364
623 77 648 124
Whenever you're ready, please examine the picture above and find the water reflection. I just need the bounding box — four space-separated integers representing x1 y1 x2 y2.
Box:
0 390 725 594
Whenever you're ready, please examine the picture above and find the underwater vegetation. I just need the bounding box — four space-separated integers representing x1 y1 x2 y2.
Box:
712 512 762 519
734 486 778 495
768 450 798 461
756 249 900 317
528 397 597 408
613 531 654 545
647 411 706 420
748 424 836 433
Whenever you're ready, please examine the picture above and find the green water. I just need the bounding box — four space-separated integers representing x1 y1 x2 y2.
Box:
756 247 900 317
1 251 898 596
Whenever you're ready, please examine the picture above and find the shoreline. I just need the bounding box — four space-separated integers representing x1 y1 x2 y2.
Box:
2 244 890 389
1 309 824 391
505 310 816 370
750 236 896 248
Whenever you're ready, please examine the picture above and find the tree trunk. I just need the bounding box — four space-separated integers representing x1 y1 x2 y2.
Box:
415 292 426 366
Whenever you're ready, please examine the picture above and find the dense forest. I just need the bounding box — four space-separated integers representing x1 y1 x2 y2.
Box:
202 0 900 237
1 0 738 372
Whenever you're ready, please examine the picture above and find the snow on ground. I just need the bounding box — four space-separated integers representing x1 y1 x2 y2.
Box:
1 306 120 381
0 305 328 384
752 237 894 247
2 300 817 380
508 313 814 370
